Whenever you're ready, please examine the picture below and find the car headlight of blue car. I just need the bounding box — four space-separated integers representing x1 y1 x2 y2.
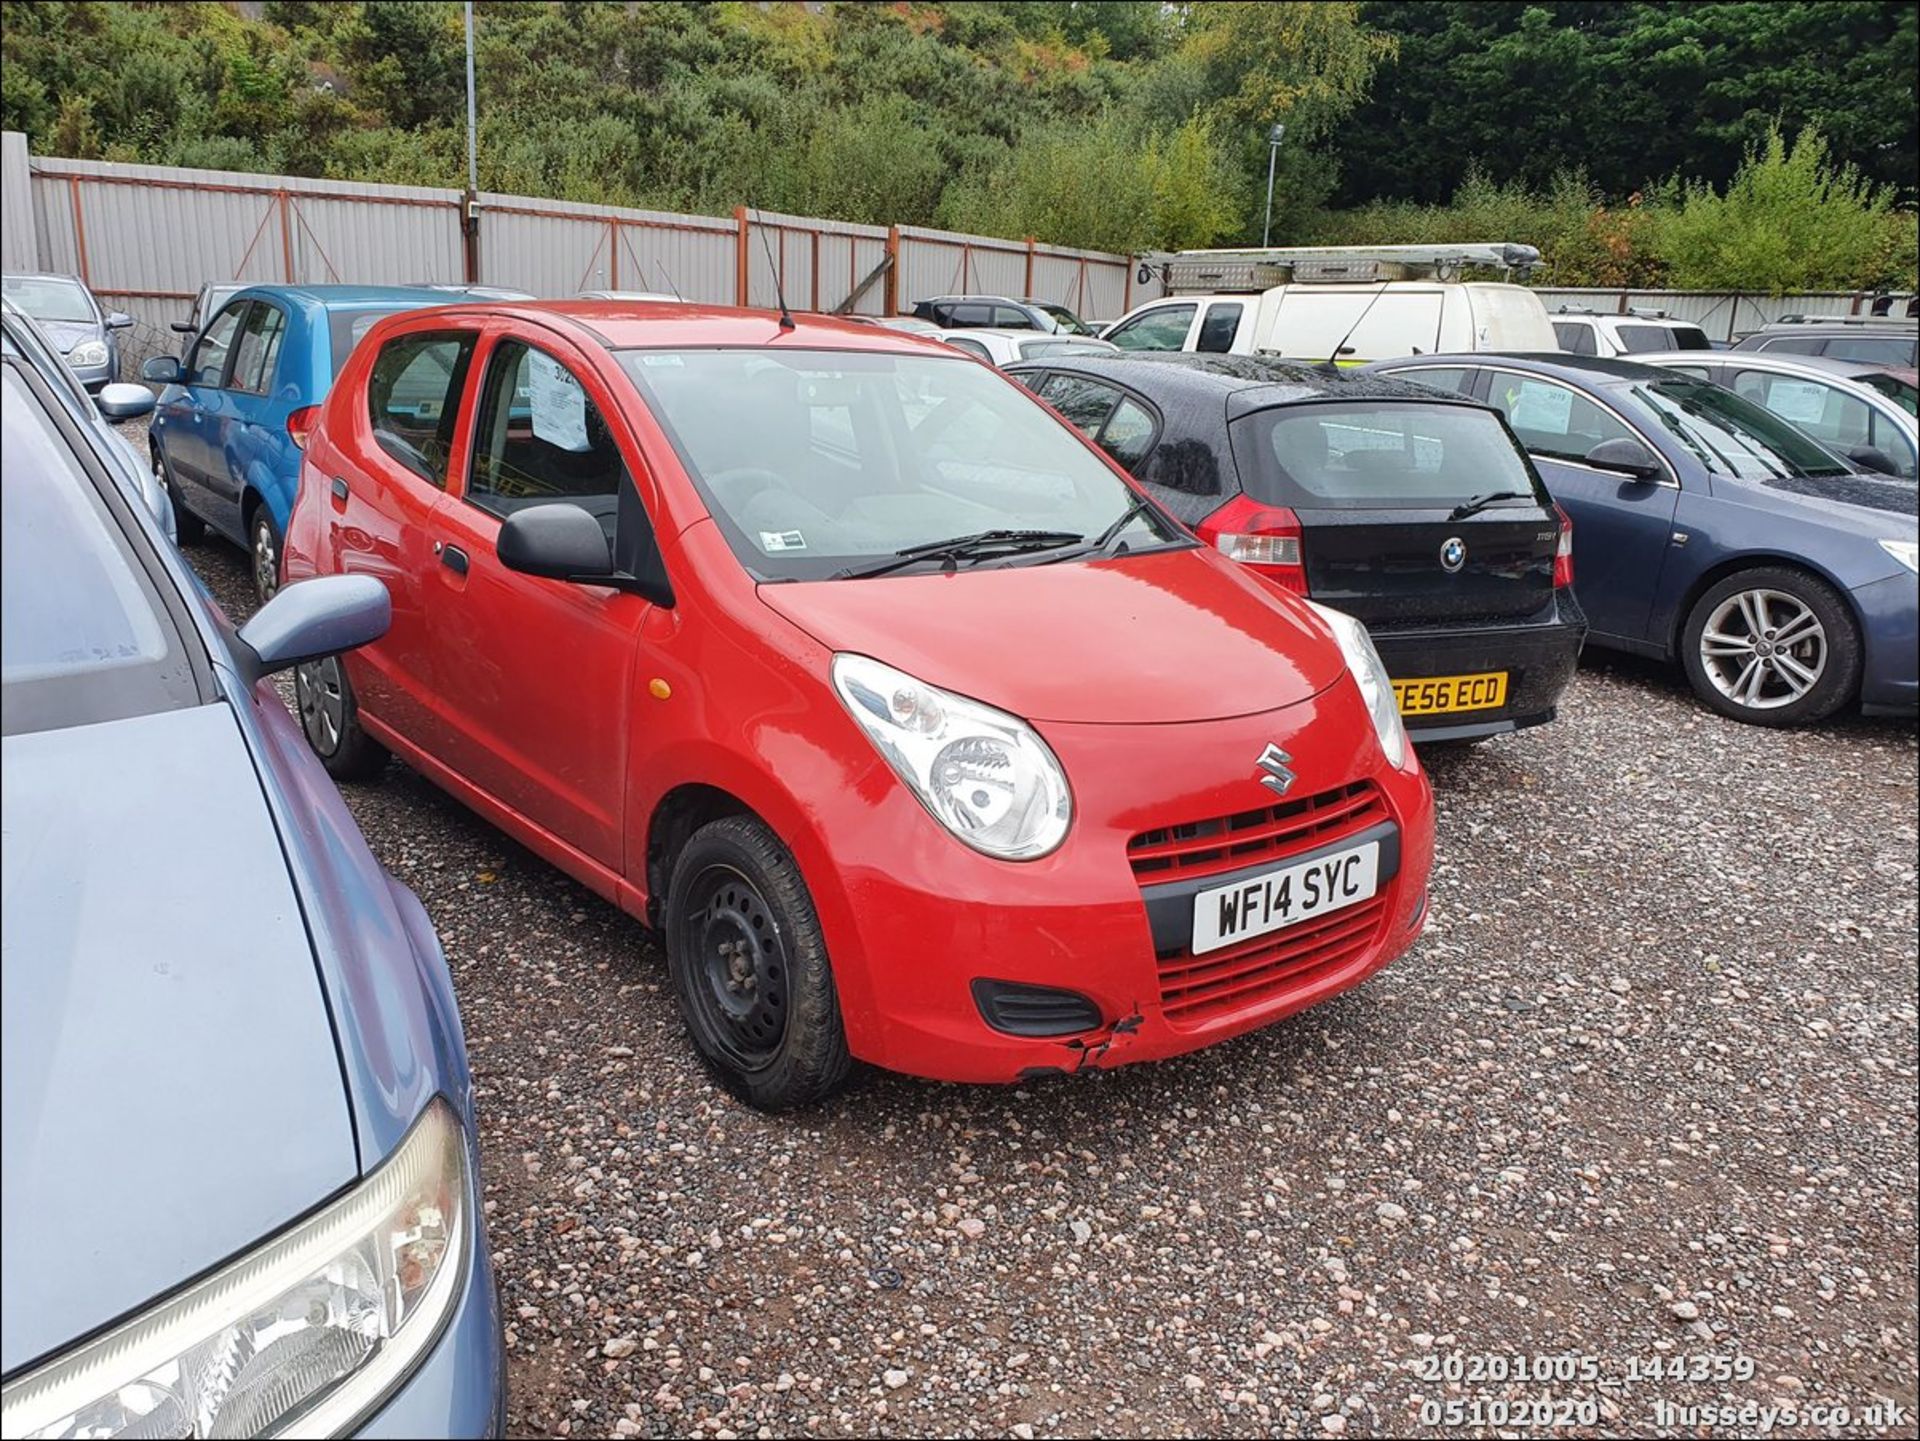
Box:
65 340 109 369
1 1101 468 1440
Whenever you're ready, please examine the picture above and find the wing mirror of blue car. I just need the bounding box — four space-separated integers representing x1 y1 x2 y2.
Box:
106 311 134 330
1584 437 1662 480
94 382 155 421
234 575 391 687
141 355 184 384
496 502 675 606
1845 443 1898 477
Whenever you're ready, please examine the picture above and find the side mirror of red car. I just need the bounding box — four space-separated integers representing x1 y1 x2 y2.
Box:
498 502 673 606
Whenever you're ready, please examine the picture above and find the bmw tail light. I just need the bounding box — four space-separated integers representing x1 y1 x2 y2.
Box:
287 405 321 449
1195 494 1308 595
1552 503 1574 588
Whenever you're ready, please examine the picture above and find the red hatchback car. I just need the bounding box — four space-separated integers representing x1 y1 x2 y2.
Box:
283 302 1435 1108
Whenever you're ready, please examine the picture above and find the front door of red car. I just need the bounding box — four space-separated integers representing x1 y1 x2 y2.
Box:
422 331 652 872
319 325 481 743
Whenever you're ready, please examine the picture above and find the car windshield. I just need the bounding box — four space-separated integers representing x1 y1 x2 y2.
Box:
1231 401 1544 510
1034 304 1094 337
3 275 94 324
1616 323 1711 352
1860 372 1918 415
617 347 1181 580
1622 376 1850 480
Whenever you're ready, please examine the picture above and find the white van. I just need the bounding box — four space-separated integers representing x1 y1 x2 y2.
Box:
1102 244 1558 363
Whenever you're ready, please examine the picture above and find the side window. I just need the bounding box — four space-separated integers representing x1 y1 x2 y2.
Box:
1391 366 1474 396
1735 372 1871 452
1105 304 1196 352
949 304 993 328
1757 335 1824 356
1825 336 1915 366
188 303 246 387
1195 303 1243 354
367 332 476 488
994 306 1037 329
1097 397 1158 470
1037 374 1122 437
1661 365 1715 381
1552 321 1597 356
1012 369 1047 393
469 340 626 532
1868 411 1918 479
944 336 993 362
1490 375 1633 464
228 302 288 396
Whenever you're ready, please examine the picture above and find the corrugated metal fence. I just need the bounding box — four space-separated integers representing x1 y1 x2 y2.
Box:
0 137 1148 347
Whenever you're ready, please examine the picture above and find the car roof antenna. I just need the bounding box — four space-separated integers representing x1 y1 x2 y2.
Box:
1320 280 1391 374
752 206 796 330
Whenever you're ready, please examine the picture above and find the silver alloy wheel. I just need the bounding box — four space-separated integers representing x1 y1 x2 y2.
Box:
1698 587 1827 711
252 513 279 601
296 657 345 756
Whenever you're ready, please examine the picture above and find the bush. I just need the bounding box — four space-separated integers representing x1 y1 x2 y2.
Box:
1656 124 1915 293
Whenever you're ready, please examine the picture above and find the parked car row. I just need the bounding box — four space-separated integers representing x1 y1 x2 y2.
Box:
6 261 1914 1441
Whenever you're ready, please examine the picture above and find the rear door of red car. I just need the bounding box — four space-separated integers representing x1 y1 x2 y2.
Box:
420 320 653 873
315 322 481 743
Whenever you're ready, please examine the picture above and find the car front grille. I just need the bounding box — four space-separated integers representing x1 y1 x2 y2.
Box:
1128 780 1393 1028
1126 781 1387 883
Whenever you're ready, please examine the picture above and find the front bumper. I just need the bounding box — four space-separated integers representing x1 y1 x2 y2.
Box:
1852 569 1918 717
807 680 1435 1085
354 1135 505 1438
1371 597 1587 741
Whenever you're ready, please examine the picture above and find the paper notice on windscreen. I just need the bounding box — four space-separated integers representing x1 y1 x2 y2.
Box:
1763 380 1831 425
1507 380 1574 436
528 352 590 452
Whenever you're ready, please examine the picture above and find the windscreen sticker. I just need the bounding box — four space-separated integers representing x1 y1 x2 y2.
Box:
1506 379 1574 436
759 530 808 552
1762 379 1830 425
528 352 590 452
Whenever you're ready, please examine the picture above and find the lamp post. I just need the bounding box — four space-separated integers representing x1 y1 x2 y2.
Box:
462 1 479 282
1261 122 1286 248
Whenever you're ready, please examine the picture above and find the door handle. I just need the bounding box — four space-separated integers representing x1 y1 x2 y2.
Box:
330 476 350 502
439 543 469 576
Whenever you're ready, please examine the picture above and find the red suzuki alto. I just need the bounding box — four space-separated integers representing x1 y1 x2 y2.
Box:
283 303 1434 1108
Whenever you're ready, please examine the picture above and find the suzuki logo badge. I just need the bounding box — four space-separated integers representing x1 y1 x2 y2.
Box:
1439 535 1467 573
1255 743 1295 797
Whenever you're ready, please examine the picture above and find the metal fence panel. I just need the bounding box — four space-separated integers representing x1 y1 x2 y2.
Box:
1532 288 1881 343
478 194 737 301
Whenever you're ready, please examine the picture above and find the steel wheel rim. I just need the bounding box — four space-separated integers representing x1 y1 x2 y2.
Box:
1700 588 1827 710
682 863 790 1070
295 657 345 756
252 515 279 601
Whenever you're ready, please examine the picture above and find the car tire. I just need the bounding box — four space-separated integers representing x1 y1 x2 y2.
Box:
1680 566 1861 726
154 444 204 544
248 505 283 606
295 654 389 781
665 815 852 1110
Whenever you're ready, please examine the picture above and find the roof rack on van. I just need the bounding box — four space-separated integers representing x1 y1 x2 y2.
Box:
1157 243 1541 294
1556 303 1596 315
1626 306 1670 319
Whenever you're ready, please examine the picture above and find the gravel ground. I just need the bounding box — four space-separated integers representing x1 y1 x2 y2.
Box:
179 521 1917 1440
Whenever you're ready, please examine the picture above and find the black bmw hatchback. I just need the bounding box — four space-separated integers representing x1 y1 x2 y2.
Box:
1006 352 1587 742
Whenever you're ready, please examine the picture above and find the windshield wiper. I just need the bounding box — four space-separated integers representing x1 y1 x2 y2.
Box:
832 528 1085 580
1448 490 1535 521
1038 492 1158 565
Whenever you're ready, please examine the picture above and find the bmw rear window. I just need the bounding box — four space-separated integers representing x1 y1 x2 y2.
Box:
1230 401 1546 511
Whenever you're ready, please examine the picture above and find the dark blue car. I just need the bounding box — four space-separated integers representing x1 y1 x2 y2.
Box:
4 313 504 1436
144 285 452 602
1369 354 1917 726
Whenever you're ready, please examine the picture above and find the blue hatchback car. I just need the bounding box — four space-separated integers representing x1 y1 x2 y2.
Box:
4 318 504 1435
1369 354 1918 726
144 285 453 602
